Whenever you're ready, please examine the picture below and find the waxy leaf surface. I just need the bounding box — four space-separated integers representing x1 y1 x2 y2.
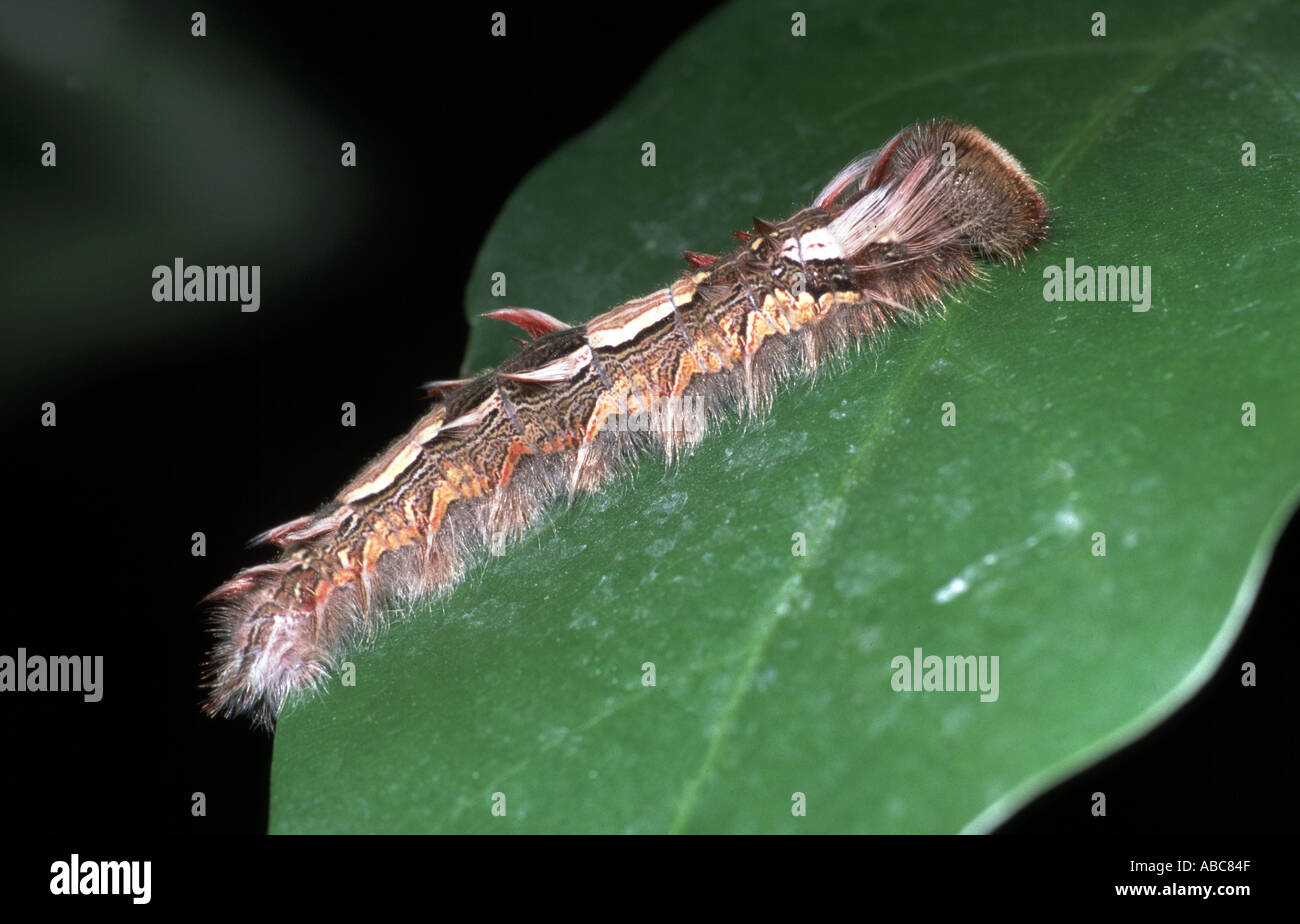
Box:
271 0 1300 833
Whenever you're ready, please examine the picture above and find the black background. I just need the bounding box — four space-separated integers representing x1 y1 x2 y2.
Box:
2 0 1292 864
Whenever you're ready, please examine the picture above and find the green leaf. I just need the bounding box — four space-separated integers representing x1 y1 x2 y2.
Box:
270 0 1300 833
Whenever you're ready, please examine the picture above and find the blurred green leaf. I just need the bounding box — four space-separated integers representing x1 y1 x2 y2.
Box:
0 4 360 393
270 0 1300 832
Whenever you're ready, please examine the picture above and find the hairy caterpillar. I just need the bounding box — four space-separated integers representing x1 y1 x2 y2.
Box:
202 120 1049 726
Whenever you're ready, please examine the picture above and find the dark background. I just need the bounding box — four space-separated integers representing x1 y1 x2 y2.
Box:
0 0 1292 849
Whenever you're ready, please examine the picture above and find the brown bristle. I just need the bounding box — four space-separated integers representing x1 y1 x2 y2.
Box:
683 250 719 268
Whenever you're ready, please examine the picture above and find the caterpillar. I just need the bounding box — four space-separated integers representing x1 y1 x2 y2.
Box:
202 120 1049 727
